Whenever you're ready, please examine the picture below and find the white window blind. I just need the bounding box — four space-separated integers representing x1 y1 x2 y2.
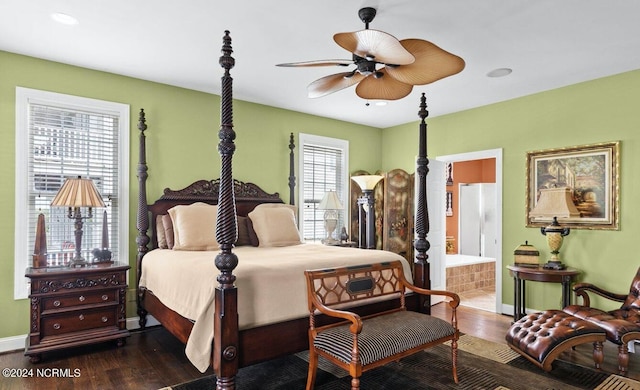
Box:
29 104 119 265
298 134 349 242
15 87 129 299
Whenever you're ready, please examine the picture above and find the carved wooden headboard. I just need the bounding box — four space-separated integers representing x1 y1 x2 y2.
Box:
147 178 283 249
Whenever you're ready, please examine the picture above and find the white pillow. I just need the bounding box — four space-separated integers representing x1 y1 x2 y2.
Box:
252 203 298 218
168 202 219 251
248 205 303 247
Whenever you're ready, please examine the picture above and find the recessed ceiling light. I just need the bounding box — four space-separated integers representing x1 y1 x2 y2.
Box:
51 12 79 26
375 101 387 106
487 68 512 78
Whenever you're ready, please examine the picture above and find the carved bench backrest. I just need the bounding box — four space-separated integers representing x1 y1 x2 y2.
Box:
304 261 406 312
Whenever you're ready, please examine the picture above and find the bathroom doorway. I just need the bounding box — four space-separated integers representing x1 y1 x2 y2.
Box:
437 149 503 313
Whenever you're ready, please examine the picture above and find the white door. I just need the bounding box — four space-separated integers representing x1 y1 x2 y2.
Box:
458 184 481 256
481 183 497 259
458 183 497 258
425 159 446 301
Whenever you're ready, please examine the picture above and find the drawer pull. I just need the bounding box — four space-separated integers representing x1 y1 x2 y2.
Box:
102 295 108 301
53 323 60 330
78 314 85 321
101 316 108 323
53 300 61 307
78 296 85 302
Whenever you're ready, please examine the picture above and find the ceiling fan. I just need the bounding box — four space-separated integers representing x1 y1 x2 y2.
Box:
276 7 465 101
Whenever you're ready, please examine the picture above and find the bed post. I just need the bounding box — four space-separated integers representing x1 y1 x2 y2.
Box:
214 30 240 389
413 93 431 314
288 132 295 205
135 108 150 328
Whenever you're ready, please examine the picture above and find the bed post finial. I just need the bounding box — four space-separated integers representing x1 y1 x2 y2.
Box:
214 30 239 389
219 30 235 74
136 108 150 327
414 93 431 313
289 132 296 205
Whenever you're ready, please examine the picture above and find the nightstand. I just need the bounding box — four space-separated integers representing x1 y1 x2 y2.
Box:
24 262 130 363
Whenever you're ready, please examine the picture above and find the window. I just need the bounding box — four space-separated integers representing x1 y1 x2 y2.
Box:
298 133 349 242
14 88 129 299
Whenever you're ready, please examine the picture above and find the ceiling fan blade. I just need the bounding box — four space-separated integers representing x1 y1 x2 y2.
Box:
276 59 353 67
334 30 414 65
385 39 465 85
308 72 366 98
355 68 413 100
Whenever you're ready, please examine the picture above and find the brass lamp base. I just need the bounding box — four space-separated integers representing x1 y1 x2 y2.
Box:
540 216 570 271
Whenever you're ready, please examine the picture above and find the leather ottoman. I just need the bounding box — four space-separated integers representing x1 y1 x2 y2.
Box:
506 310 606 371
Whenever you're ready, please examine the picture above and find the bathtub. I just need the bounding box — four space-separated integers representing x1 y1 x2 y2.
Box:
445 254 495 294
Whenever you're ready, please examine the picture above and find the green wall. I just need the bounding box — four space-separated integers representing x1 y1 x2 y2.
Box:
383 69 640 311
0 50 381 339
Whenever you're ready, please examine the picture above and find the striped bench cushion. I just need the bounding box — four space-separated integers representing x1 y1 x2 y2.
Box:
314 311 456 365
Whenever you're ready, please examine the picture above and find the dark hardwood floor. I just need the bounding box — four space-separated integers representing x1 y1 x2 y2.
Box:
1 304 637 389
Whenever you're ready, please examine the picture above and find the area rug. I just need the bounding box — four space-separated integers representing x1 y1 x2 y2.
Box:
162 334 640 390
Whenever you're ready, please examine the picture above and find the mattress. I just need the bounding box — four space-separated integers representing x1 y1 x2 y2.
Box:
139 243 412 372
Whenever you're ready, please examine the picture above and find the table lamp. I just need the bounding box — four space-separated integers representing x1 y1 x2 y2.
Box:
318 190 343 245
51 176 105 267
529 187 580 270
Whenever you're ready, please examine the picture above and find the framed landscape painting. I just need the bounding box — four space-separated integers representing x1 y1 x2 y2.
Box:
526 141 620 230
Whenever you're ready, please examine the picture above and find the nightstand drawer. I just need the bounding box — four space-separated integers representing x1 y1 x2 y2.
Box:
42 290 116 311
41 308 116 337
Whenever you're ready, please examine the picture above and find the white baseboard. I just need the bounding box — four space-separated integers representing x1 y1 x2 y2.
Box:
126 315 160 330
0 334 27 354
0 315 161 355
500 303 542 318
501 303 515 317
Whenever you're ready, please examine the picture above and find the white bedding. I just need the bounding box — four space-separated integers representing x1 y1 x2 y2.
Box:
139 243 412 372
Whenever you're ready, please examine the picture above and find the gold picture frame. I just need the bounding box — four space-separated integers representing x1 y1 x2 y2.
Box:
526 141 620 230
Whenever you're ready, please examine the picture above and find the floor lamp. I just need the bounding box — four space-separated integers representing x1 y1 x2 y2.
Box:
51 176 105 267
352 175 383 249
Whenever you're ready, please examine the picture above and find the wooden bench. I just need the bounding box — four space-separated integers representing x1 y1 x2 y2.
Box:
304 260 460 390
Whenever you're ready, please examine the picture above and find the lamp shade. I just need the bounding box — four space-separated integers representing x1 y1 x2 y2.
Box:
530 187 580 219
51 176 105 208
351 175 384 191
318 190 343 210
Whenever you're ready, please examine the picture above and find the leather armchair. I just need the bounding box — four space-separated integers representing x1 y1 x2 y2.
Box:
562 267 640 376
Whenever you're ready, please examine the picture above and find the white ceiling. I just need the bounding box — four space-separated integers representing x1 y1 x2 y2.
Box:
2 1 640 128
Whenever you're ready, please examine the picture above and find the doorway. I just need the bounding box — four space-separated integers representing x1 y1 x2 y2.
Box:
437 149 503 314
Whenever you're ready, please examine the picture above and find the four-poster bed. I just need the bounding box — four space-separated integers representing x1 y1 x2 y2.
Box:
135 31 433 388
